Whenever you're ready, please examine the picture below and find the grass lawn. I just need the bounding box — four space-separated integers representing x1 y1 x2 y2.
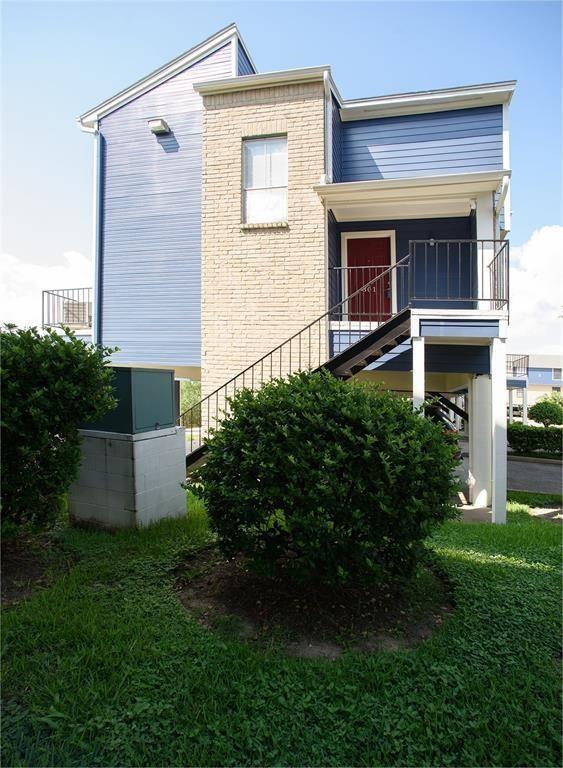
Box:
2 494 561 767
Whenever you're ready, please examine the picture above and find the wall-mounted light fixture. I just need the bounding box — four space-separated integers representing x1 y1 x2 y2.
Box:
428 237 436 247
148 118 171 135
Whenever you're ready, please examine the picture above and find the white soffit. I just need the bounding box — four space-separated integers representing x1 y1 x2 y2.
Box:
315 170 509 222
340 81 516 121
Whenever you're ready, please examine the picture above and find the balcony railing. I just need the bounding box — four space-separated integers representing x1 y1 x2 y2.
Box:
42 288 92 329
507 354 529 378
329 239 509 321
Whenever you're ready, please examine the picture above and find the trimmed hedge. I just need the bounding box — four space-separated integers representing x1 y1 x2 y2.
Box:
1 326 116 528
507 422 562 457
190 371 459 585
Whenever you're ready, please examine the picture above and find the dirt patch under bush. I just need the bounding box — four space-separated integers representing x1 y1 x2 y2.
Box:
175 546 454 659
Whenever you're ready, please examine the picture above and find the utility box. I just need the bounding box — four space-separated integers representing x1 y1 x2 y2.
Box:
83 367 176 434
70 367 185 529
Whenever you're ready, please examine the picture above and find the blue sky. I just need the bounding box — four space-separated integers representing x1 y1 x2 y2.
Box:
1 1 561 275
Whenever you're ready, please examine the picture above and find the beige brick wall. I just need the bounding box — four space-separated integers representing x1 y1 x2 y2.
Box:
200 82 327 399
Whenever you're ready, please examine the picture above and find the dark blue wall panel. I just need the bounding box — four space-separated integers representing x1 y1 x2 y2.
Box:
237 44 255 76
328 216 474 311
340 105 503 181
332 96 343 183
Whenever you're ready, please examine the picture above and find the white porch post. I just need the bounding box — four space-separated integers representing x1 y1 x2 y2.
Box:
412 336 425 411
491 338 507 523
522 387 528 425
508 388 514 423
469 375 492 508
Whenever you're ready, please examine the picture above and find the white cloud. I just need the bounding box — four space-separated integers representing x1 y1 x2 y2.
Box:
507 226 563 355
0 251 93 329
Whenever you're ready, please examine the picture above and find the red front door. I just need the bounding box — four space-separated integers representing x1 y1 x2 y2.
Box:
346 236 391 322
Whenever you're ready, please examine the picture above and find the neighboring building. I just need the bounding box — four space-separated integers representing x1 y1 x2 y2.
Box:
507 354 563 423
45 24 515 521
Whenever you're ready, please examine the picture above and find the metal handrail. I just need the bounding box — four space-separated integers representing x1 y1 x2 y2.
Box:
507 353 529 378
42 288 93 329
179 255 411 452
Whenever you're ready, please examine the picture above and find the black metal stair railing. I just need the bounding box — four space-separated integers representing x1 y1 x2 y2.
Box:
180 255 410 456
180 239 509 458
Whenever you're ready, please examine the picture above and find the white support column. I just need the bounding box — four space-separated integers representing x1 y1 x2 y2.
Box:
522 387 528 425
468 375 492 508
412 336 425 411
508 388 514 423
491 338 507 523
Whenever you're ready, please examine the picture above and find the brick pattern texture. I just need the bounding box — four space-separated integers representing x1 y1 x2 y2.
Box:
201 82 327 399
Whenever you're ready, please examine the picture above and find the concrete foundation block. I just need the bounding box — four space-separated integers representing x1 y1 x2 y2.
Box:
69 427 186 529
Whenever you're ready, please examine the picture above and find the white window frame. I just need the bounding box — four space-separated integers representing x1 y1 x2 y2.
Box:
552 367 562 380
242 135 288 224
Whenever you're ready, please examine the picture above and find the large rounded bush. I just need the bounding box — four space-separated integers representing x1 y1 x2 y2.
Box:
191 371 458 584
528 393 563 427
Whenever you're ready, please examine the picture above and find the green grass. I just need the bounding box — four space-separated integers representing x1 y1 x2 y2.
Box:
507 490 562 508
2 495 561 767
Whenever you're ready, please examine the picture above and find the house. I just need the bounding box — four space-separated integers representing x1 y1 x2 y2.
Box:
507 353 563 423
47 24 515 521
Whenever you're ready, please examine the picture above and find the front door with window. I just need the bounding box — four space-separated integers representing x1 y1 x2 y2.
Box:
346 236 392 322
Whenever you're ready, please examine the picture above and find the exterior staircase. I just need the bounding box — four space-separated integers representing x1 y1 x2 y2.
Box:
180 240 508 470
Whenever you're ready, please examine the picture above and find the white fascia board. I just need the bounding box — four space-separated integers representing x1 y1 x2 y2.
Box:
339 80 516 121
314 170 511 203
194 65 330 95
78 23 240 130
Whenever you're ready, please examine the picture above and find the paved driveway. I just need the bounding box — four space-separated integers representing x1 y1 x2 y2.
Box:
507 458 562 494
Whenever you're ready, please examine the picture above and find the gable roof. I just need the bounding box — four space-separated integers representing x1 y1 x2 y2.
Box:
78 23 256 131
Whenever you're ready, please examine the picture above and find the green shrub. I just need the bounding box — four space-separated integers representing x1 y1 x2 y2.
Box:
180 379 201 426
189 371 458 585
528 393 563 427
507 422 562 456
1 326 117 528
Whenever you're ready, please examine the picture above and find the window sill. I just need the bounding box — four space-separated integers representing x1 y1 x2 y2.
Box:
240 221 289 231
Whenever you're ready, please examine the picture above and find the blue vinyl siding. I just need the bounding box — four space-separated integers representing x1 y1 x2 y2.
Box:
528 367 563 386
331 96 343 182
340 105 503 181
99 43 233 367
237 44 255 75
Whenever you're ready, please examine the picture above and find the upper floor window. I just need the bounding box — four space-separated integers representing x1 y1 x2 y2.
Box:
553 368 562 380
243 136 287 224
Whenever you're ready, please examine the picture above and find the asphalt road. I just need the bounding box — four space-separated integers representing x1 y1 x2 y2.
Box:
507 458 562 495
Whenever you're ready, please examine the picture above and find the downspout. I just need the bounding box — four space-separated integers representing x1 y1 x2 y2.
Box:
80 120 103 346
322 70 333 184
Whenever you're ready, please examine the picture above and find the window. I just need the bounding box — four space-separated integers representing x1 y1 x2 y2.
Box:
553 368 562 380
243 136 287 223
553 386 561 393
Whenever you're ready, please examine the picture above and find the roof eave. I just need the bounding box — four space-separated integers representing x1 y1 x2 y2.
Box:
340 80 516 121
194 65 330 96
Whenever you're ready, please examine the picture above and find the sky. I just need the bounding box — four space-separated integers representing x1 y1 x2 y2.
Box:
1 0 562 352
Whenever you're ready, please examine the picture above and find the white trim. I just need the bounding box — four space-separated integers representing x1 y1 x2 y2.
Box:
412 336 425 411
91 128 101 345
501 103 512 232
194 65 329 95
340 80 516 121
341 230 397 315
323 71 333 183
78 24 240 129
231 35 238 76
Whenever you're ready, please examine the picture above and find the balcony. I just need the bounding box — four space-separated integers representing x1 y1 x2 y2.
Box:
42 288 92 330
329 239 509 324
507 354 529 378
